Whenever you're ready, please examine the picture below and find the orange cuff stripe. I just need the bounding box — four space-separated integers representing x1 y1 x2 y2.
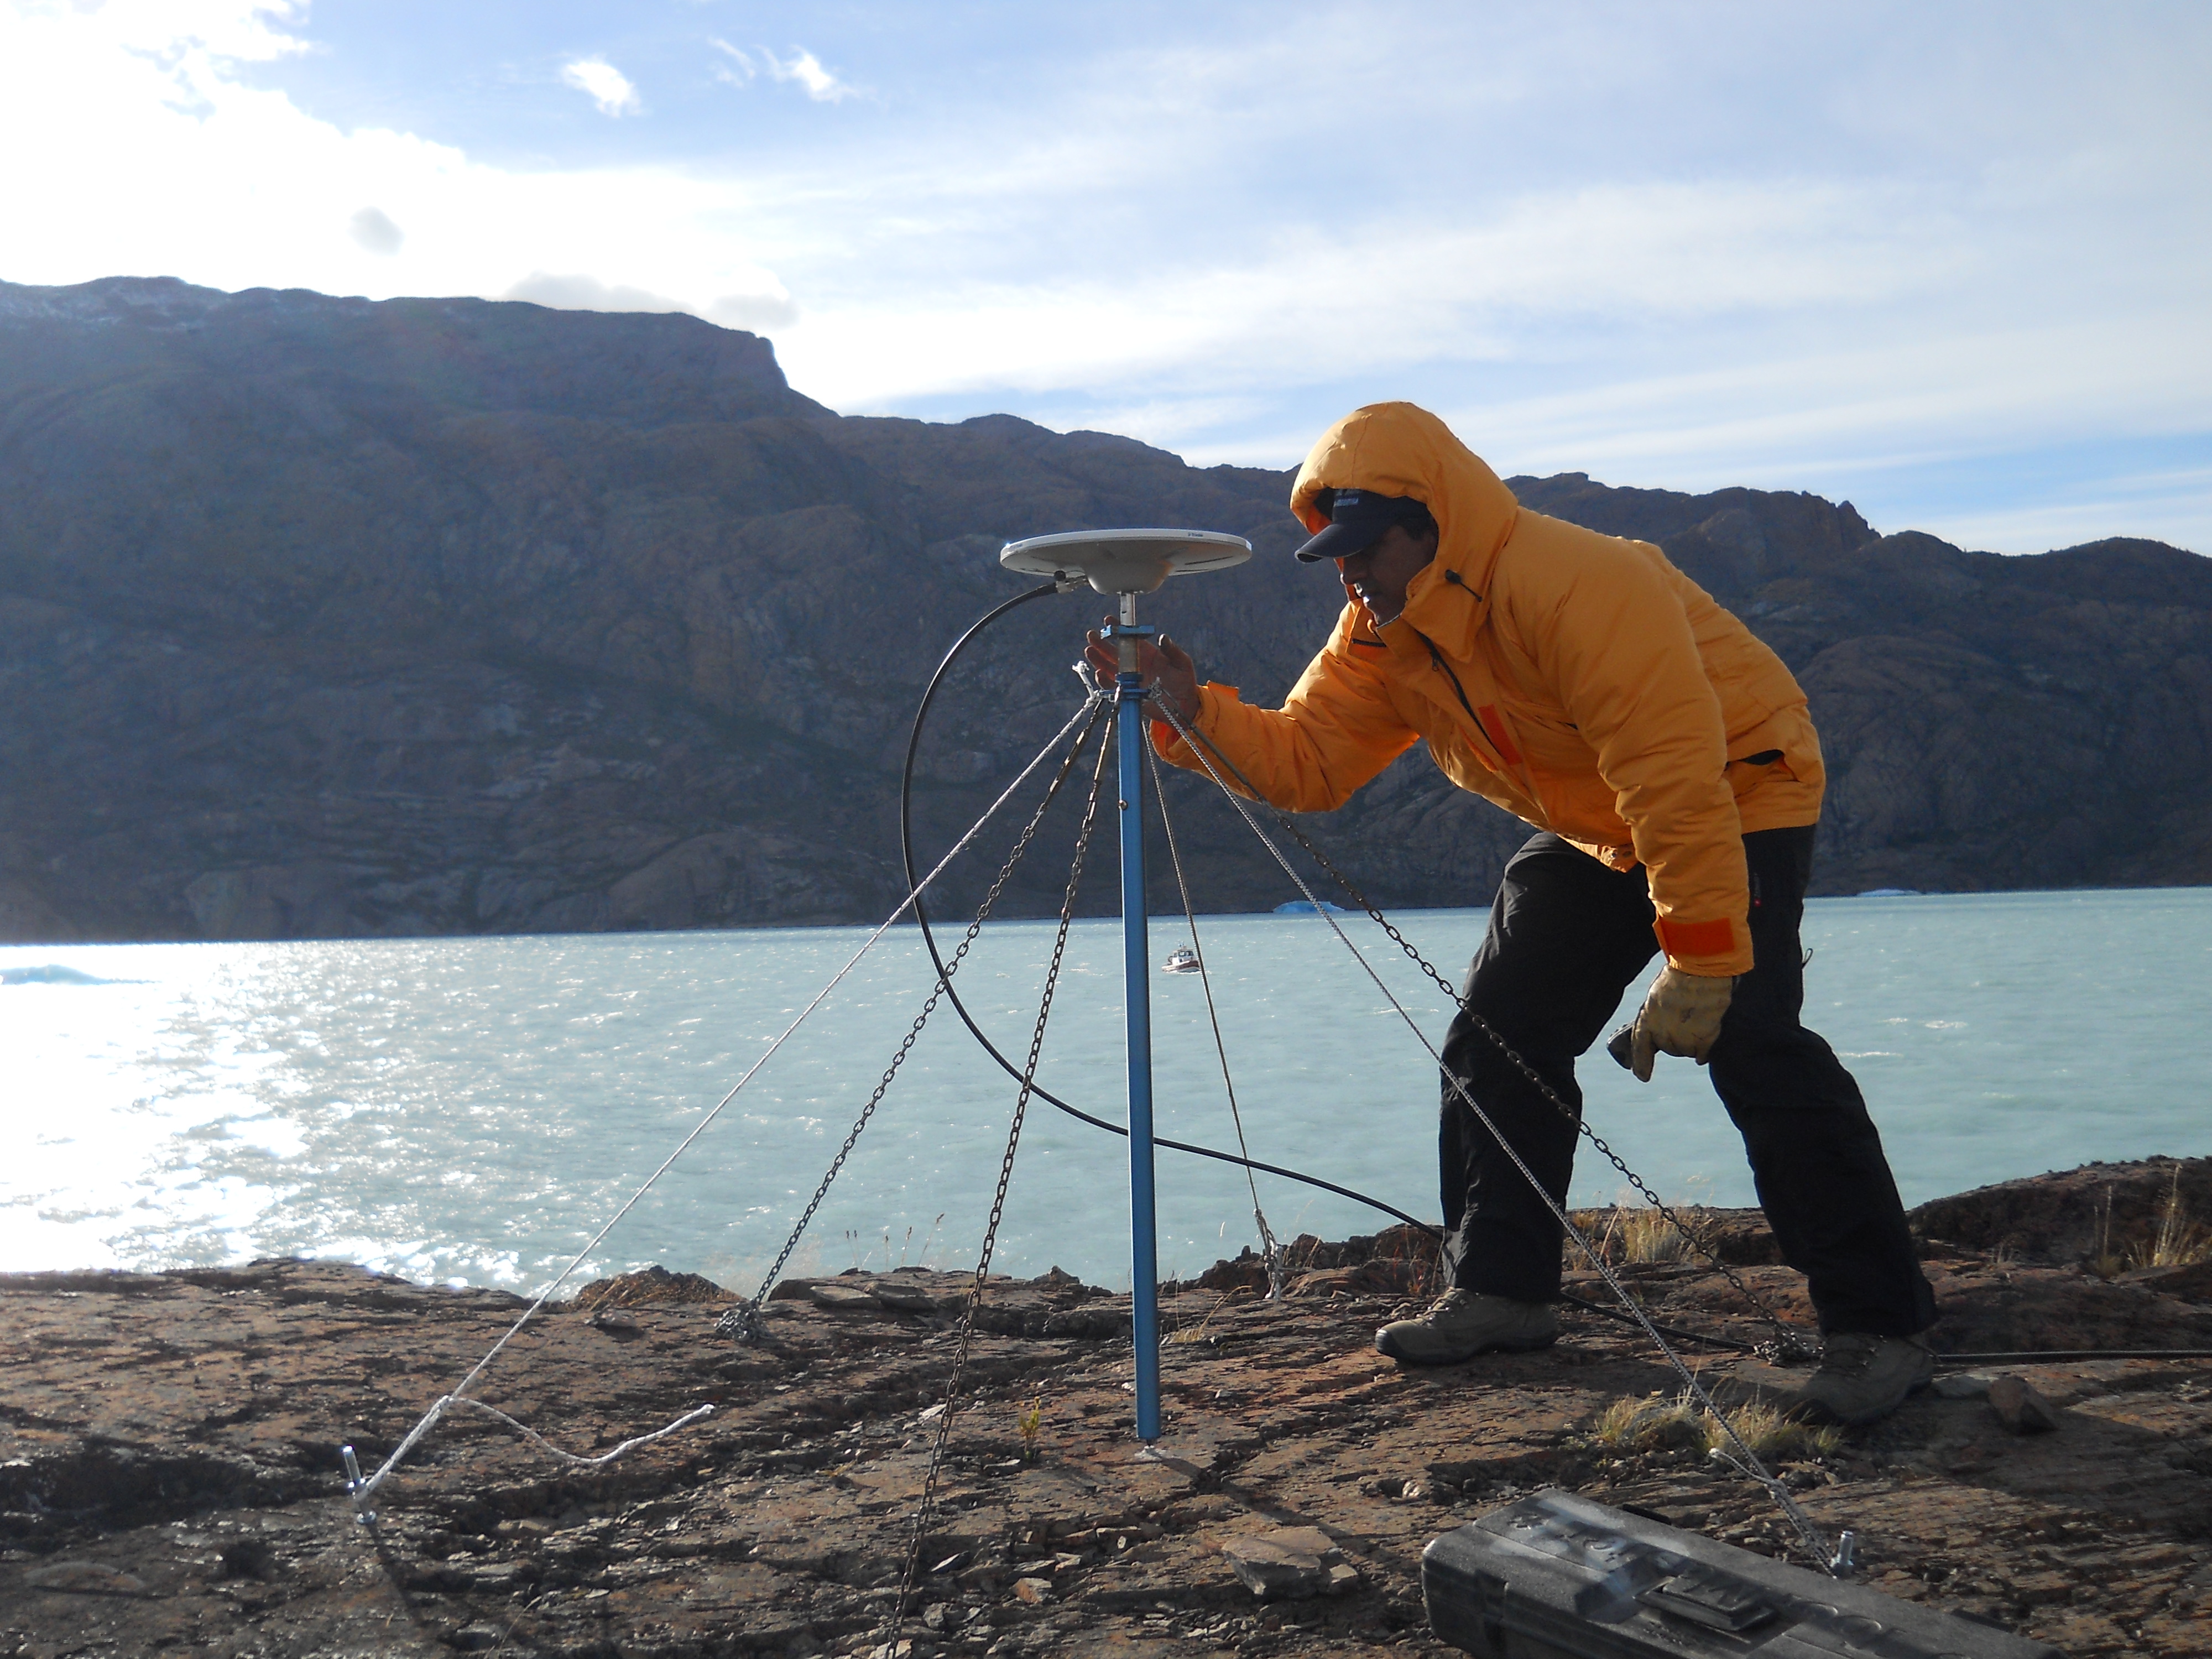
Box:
1654 916 1736 958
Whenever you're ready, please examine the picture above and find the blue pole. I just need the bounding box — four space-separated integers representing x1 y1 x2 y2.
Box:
1114 622 1162 1443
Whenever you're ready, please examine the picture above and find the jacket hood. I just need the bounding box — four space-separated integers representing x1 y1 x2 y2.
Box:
1290 403 1521 593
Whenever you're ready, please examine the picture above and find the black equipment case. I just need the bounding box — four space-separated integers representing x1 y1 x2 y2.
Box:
1423 1490 2060 1658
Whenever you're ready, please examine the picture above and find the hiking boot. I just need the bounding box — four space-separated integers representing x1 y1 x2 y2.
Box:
1374 1290 1558 1365
1788 1331 1934 1426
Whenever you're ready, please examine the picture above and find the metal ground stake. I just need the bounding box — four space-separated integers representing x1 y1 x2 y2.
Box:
1110 593 1161 1442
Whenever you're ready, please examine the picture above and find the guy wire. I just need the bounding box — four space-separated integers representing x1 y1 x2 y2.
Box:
347 690 1110 1511
889 710 1117 1644
719 693 1112 1339
1146 738 1286 1295
899 592 1436 1233
1151 694 1844 1576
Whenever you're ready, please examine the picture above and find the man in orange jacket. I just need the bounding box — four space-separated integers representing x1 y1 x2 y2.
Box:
1092 402 1936 1425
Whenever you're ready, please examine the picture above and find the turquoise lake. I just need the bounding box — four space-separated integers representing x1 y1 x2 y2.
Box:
3 888 2207 1297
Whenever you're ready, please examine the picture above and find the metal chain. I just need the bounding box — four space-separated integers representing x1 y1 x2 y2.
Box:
717 696 1110 1340
889 723 1115 1640
1150 696 1842 1573
1154 700 1819 1363
1145 739 1286 1297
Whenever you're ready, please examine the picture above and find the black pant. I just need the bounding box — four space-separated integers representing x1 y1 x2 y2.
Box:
1437 827 1935 1338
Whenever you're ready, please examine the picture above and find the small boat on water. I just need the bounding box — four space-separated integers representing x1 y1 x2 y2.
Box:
1161 947 1202 974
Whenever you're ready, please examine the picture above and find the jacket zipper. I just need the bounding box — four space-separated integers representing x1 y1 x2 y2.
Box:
1425 639 1505 755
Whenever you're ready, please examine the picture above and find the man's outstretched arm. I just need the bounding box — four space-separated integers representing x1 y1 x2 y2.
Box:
1081 620 1417 812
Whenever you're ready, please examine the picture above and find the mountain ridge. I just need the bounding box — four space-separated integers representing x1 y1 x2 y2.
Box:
2 275 2206 942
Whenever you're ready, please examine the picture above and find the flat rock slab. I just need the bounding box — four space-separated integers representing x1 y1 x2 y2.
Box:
1934 1372 1995 1399
1219 1527 1363 1599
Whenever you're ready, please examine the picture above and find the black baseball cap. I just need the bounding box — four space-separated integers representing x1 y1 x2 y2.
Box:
1292 487 1438 562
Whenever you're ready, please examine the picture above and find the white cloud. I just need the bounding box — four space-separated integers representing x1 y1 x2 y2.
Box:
2 0 2207 552
86 0 310 66
504 272 689 314
560 56 639 118
760 47 858 103
708 291 799 331
1432 310 2212 498
0 3 793 338
764 177 1971 417
348 206 403 255
708 38 754 87
499 275 797 332
1903 468 2212 556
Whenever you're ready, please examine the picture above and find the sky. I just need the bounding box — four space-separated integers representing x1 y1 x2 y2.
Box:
3 1 2209 554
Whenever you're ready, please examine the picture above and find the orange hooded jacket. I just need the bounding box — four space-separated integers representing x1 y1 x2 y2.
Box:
1154 403 1825 977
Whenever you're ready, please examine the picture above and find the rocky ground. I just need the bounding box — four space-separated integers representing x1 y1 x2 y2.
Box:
3 1158 2210 1657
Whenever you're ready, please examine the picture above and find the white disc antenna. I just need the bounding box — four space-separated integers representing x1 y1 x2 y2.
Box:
1000 528 1252 596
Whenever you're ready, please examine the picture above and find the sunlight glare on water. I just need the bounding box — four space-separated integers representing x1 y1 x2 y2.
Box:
1 888 2206 1295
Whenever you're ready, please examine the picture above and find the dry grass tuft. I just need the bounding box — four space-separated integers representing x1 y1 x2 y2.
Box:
2091 1171 2209 1277
841 1213 948 1274
1164 1294 1236 1346
1705 1399 1842 1462
1589 1390 1840 1463
2093 1186 2124 1278
1584 1201 1689 1265
1375 1228 1444 1301
1590 1392 1704 1452
1618 1206 1689 1264
2141 1168 2211 1269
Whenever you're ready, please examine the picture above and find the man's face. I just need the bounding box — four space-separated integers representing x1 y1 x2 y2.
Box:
1338 524 1438 625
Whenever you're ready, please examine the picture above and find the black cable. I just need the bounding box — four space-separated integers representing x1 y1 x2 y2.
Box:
899 584 1437 1237
896 591 2212 1370
1563 1297 2212 1369
1930 1349 2212 1365
1559 1305 2212 1365
1557 1292 1761 1353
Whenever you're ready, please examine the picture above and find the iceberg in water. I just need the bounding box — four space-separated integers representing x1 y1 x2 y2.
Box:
1274 899 1348 915
0 963 113 985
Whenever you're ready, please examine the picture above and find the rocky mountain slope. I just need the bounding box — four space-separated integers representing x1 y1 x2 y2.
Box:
2 276 2208 942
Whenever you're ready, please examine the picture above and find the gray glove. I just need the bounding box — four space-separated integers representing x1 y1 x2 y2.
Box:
1627 967 1734 1082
